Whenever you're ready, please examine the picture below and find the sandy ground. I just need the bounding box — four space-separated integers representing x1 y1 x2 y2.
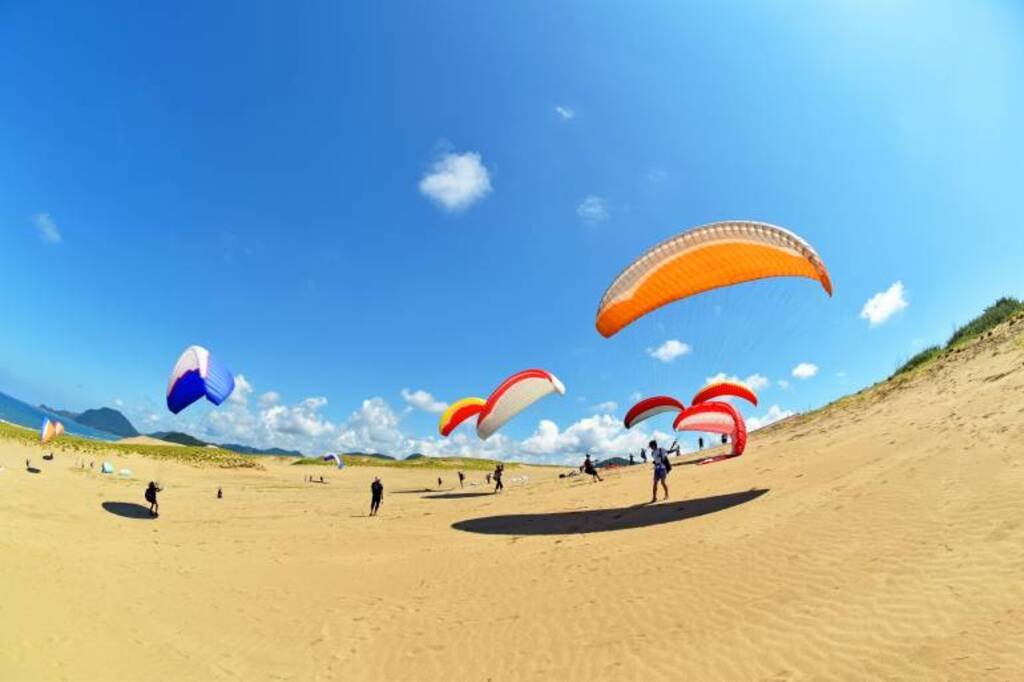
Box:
2 321 1023 681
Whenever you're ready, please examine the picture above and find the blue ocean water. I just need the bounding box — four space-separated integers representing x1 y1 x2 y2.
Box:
0 391 118 441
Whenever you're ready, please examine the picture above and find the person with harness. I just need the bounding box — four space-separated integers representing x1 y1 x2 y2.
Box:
145 481 162 517
582 453 603 482
649 440 672 503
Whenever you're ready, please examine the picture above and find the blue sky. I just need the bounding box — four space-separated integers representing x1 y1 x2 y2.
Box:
2 1 1022 462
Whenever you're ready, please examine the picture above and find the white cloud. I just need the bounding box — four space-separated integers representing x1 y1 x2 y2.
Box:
230 374 253 405
747 404 796 431
861 281 908 327
259 391 280 408
32 213 62 244
591 401 618 413
401 388 448 414
576 195 609 223
704 372 769 392
554 105 575 120
648 339 691 363
418 151 492 211
261 397 334 438
113 398 124 407
519 414 672 461
792 363 819 379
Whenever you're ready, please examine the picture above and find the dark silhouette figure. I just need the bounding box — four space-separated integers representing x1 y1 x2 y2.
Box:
458 471 465 488
493 464 504 493
370 477 384 516
582 453 603 482
145 482 162 517
217 487 223 499
698 437 704 450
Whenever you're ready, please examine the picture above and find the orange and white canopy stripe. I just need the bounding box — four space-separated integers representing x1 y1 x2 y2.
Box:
596 221 832 337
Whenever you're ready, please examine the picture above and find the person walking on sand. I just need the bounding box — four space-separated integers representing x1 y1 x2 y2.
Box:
493 464 504 493
145 481 162 517
640 448 648 464
370 477 384 516
649 440 671 504
217 487 223 499
458 470 465 488
629 452 635 466
698 436 704 450
437 476 443 489
582 453 603 482
486 472 492 485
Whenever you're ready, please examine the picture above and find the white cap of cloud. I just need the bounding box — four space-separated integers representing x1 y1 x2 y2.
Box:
419 151 492 211
792 363 819 379
648 339 691 363
861 281 908 326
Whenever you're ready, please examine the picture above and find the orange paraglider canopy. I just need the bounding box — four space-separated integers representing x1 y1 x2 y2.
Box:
691 380 758 407
596 221 832 337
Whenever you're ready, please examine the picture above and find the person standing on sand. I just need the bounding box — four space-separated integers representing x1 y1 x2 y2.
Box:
370 477 384 516
437 476 443 489
486 472 492 485
649 440 670 503
698 437 704 450
582 453 603 482
458 471 465 488
493 464 504 493
629 453 635 465
145 481 162 517
640 448 648 464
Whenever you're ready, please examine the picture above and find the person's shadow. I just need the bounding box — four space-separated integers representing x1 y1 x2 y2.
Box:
101 502 154 519
26 467 42 474
452 489 768 535
424 492 494 500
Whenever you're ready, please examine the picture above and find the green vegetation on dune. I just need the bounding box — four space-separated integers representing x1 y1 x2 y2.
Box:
893 297 1024 376
291 454 515 471
0 421 262 469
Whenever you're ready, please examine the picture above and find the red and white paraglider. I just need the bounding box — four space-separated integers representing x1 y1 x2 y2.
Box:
673 401 748 464
623 396 685 429
439 369 566 440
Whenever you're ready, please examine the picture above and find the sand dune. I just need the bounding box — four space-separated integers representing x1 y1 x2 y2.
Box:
117 435 184 447
2 317 1023 680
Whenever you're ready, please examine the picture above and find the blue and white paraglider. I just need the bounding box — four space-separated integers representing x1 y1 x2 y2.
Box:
166 345 236 414
322 453 345 469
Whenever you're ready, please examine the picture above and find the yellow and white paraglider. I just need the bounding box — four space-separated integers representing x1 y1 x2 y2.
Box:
596 221 832 337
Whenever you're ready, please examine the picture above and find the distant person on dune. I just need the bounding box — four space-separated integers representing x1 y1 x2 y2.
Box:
217 487 223 499
370 477 384 516
458 471 465 488
493 464 504 493
145 481 162 517
437 476 443 489
649 440 671 504
582 453 603 482
629 453 635 465
486 472 492 485
640 448 648 464
698 437 704 450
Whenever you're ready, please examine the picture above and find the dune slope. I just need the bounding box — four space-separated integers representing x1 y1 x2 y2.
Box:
1 316 1023 680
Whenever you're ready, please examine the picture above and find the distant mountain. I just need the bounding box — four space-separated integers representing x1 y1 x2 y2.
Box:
149 431 208 447
405 453 426 460
595 456 631 468
347 452 396 461
76 408 138 437
218 443 303 457
38 404 138 437
39 404 80 421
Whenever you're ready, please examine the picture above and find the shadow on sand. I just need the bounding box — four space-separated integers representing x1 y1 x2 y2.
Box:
26 467 42 474
101 502 154 520
425 491 494 500
452 489 768 535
